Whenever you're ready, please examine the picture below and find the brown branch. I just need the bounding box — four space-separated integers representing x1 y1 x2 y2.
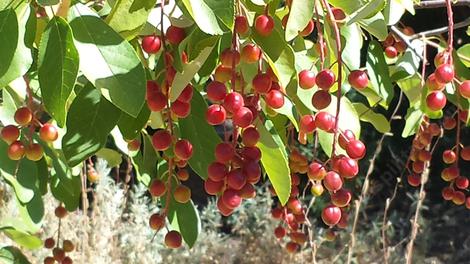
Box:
409 17 470 40
414 0 470 9
390 26 424 61
381 176 400 264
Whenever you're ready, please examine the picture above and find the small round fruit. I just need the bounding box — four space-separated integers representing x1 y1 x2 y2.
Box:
174 185 191 203
426 91 447 111
206 81 227 102
312 90 331 110
44 237 55 249
127 139 140 151
233 107 253 128
54 206 67 218
252 73 272 94
254 14 274 36
442 150 457 164
338 157 359 179
63 240 74 252
455 176 469 190
147 91 167 112
443 117 456 130
7 140 25 160
215 143 235 164
206 104 226 125
385 46 398 58
241 44 262 64
25 143 43 161
149 213 165 230
308 162 327 180
152 130 172 151
265 90 284 109
141 35 161 54
170 100 191 118
165 230 183 249
166 26 185 45
217 197 234 216
204 178 224 195
62 257 73 264
221 189 241 209
298 70 316 89
52 248 65 262
39 124 59 142
434 64 454 84
207 162 227 181
44 257 55 264
338 129 355 149
14 107 33 126
274 226 286 239
177 169 189 181
346 139 366 159
442 187 454 200
220 49 240 68
315 69 335 90
458 80 470 99
286 242 299 253
149 179 166 197
1 125 20 144
235 16 249 35
321 205 341 226
224 92 244 113
311 183 324 196
324 171 343 191
348 70 369 90
300 20 314 36
174 139 193 160
315 112 335 132
434 51 450 67
242 127 260 147
461 146 470 161
177 84 193 103
299 115 316 133
331 188 352 207
426 73 445 91
407 174 421 187
226 169 246 190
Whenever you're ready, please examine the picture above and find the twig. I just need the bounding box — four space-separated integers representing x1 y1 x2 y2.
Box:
409 17 470 40
390 26 424 61
381 176 400 264
414 0 470 9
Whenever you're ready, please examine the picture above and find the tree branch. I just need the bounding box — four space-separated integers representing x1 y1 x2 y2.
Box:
390 26 424 61
409 17 470 40
414 0 470 9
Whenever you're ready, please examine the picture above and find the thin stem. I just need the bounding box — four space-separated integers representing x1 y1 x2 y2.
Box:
414 0 470 9
445 0 454 63
314 0 325 69
409 17 470 40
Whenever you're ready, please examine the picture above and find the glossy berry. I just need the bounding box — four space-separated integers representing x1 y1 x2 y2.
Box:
149 179 166 197
215 143 235 164
311 183 324 196
426 91 446 111
206 81 227 102
434 51 450 67
152 130 172 151
25 143 44 161
462 146 470 161
177 85 193 103
455 176 469 190
348 70 369 90
224 92 244 113
242 127 260 147
324 171 343 191
442 150 457 164
459 80 470 99
434 64 454 84
315 69 335 90
252 73 272 94
39 124 59 142
221 189 242 209
331 188 352 207
204 178 224 195
63 240 74 252
321 205 341 226
44 237 55 249
165 230 182 249
174 139 193 160
311 90 331 110
443 117 456 130
307 162 327 180
174 185 191 203
141 35 161 54
149 213 165 230
207 162 227 181
286 242 299 253
54 206 67 218
274 226 286 239
166 26 185 45
299 115 316 133
217 197 234 216
227 169 246 190
220 49 240 68
442 187 454 200
233 107 253 128
339 129 355 149
298 70 316 89
338 157 359 178
1 125 20 144
254 14 274 36
426 73 445 91
206 104 226 125
44 256 55 264
241 44 262 64
235 16 249 35
52 248 65 262
214 66 232 83
265 90 284 109
346 139 366 159
384 46 398 58
7 141 25 160
407 174 421 187
14 107 33 126
300 20 314 36
315 111 335 132
147 91 167 112
170 100 191 118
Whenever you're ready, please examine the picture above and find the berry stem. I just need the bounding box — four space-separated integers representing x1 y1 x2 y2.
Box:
445 0 454 63
320 0 343 158
313 0 325 69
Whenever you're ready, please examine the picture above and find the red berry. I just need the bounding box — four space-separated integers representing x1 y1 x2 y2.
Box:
274 226 286 239
298 70 316 89
141 35 161 54
206 81 227 102
461 146 470 161
458 80 470 99
233 107 253 128
214 66 232 83
149 179 166 197
25 143 44 161
217 197 234 216
224 92 244 113
206 104 226 125
207 162 227 181
165 230 182 248
384 46 398 58
215 142 235 164
166 26 185 45
244 161 261 184
338 129 355 149
254 15 274 36
315 69 335 90
434 64 454 84
241 44 262 64
348 70 369 90
311 90 331 110
39 124 58 142
442 187 454 200
286 242 299 253
242 127 260 147
265 90 284 109
177 84 193 103
321 205 341 226
443 117 456 130
174 185 191 203
14 107 33 126
426 91 446 111
338 157 359 178
252 73 272 94
331 188 352 207
52 248 65 262
315 111 335 132
323 171 343 191
455 176 469 190
287 198 302 214
170 100 191 118
407 174 421 187
147 92 167 112
149 213 165 230
300 20 314 36
1 125 20 144
227 169 246 190
220 49 240 68
452 191 465 205
221 189 241 209
346 139 366 159
235 16 249 35
299 115 316 133
174 139 193 160
54 206 67 218
204 178 224 195
434 51 450 67
426 73 445 91
307 162 327 180
7 141 25 160
44 238 55 249
331 8 346 22
240 146 261 161
152 130 172 151
442 150 457 164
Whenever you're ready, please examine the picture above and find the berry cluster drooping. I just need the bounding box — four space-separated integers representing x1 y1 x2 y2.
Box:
43 205 74 264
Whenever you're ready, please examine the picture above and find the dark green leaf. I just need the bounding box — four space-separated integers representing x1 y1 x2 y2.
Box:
366 40 394 108
181 0 233 35
132 133 158 185
62 84 121 166
168 200 201 248
37 0 59 6
0 246 32 264
0 228 42 250
353 102 390 133
402 107 423 137
179 91 221 180
68 3 146 117
38 17 79 127
118 106 150 140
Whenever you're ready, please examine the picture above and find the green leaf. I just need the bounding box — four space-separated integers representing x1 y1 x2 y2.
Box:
179 91 221 180
181 0 233 35
96 148 122 167
285 0 314 41
359 12 388 41
132 133 157 185
37 0 59 6
170 45 215 102
383 0 411 25
457 44 470 67
353 103 390 133
0 7 33 88
38 17 79 127
347 0 385 25
366 40 394 108
0 88 18 125
318 97 361 157
391 39 423 81
271 95 299 130
397 74 422 107
402 107 423 137
168 200 201 248
0 246 32 264
62 84 121 167
68 3 146 117
255 118 291 205
0 228 42 250
36 158 48 195
341 23 363 70
329 0 362 14
106 0 157 39
117 106 150 140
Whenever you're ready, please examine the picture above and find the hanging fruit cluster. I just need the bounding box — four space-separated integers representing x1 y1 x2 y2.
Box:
42 206 75 264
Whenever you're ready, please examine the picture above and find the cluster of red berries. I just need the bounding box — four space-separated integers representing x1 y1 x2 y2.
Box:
43 206 74 264
1 107 58 161
382 27 414 59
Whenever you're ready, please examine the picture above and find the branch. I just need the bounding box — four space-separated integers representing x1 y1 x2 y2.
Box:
414 0 470 9
390 26 424 61
409 16 470 40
